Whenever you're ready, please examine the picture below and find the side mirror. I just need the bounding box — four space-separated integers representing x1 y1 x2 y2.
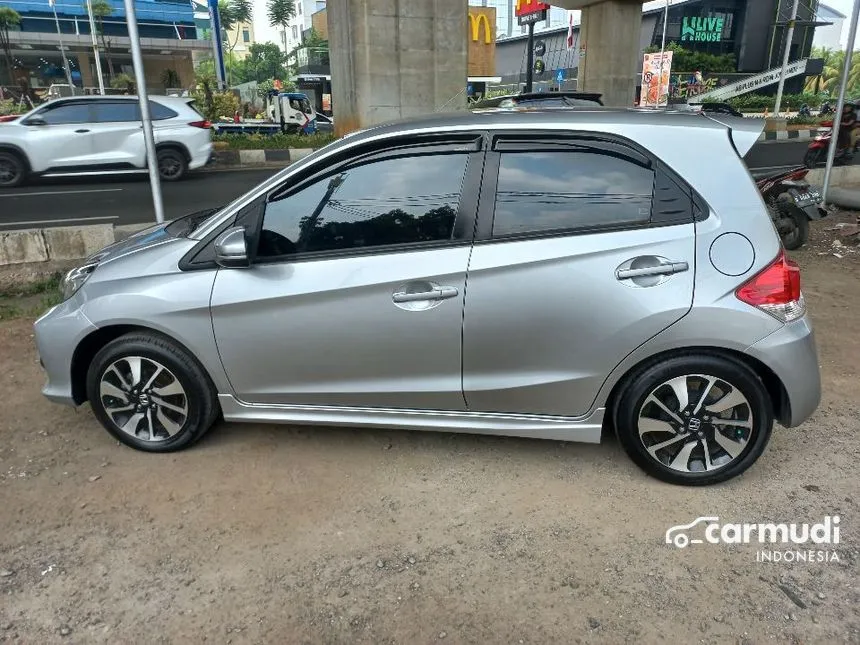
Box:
214 226 250 268
24 116 47 126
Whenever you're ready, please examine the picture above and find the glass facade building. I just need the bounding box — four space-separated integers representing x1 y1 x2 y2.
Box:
6 0 198 41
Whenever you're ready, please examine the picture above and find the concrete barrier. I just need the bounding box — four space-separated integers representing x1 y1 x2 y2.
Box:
0 224 113 266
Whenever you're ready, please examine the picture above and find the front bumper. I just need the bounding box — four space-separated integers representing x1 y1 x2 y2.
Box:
34 298 98 406
746 314 821 427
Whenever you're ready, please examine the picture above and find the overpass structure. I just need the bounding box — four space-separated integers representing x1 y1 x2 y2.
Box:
326 0 648 134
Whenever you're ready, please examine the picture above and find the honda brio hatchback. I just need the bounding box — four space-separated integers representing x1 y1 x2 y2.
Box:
34 109 821 485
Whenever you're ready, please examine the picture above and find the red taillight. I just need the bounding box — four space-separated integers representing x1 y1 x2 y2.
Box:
188 120 211 129
736 250 804 322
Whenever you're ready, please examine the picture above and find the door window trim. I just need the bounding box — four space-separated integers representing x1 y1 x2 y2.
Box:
474 131 707 243
179 134 487 271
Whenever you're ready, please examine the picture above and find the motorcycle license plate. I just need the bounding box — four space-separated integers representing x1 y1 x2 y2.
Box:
793 189 821 206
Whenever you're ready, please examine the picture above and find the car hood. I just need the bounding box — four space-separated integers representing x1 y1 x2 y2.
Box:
86 222 174 265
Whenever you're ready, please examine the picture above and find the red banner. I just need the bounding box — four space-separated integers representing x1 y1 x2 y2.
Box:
515 0 551 17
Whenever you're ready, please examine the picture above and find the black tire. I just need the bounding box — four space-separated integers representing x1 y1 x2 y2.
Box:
803 148 822 169
156 147 188 181
0 150 26 188
85 332 220 452
614 354 774 486
777 202 810 250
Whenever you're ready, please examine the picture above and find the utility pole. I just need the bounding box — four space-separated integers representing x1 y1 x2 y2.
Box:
773 0 800 117
123 0 165 223
656 0 669 108
525 21 535 92
823 0 860 205
86 0 105 93
48 0 76 92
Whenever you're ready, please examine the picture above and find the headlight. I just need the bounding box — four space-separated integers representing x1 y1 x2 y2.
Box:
61 263 98 300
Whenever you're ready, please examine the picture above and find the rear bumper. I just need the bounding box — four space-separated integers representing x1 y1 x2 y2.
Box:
746 314 821 427
189 141 213 171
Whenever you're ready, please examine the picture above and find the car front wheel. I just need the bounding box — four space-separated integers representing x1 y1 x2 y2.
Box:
157 148 188 181
0 151 26 188
85 332 220 452
615 355 774 485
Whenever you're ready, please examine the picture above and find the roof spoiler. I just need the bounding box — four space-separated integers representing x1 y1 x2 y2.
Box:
703 114 764 156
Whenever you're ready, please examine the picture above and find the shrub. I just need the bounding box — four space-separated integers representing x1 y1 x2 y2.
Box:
212 132 336 149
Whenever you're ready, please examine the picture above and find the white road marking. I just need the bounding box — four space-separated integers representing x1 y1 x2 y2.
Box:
1 215 118 226
0 188 124 198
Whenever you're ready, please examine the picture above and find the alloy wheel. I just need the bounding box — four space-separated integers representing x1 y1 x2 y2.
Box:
158 153 182 180
637 374 754 473
0 157 21 186
99 356 188 442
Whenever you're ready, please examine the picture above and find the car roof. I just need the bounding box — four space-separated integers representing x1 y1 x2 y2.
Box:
42 95 193 107
358 107 719 138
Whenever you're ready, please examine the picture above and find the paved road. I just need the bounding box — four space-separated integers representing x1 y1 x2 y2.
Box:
0 141 850 232
0 168 280 231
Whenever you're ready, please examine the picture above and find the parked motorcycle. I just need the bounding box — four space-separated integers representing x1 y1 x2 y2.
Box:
756 166 827 250
798 103 812 117
803 120 857 168
820 102 834 116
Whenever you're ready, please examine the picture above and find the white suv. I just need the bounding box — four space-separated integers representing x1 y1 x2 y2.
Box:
0 95 212 187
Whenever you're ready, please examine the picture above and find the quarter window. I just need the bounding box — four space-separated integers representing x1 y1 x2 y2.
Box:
492 150 655 237
258 153 468 258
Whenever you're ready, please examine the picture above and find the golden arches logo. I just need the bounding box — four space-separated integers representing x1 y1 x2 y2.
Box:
469 12 493 44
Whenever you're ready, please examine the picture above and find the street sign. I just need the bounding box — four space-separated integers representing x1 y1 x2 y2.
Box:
518 10 547 25
534 40 546 57
556 69 565 84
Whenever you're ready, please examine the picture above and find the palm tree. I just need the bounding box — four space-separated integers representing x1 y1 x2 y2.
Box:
267 0 296 53
88 0 115 79
805 46 843 94
0 7 21 84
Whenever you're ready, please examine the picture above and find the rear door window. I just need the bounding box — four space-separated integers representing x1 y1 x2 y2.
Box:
492 149 655 237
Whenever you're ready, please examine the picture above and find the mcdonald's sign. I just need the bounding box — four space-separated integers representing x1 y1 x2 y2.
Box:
515 0 550 17
469 11 493 44
467 7 496 77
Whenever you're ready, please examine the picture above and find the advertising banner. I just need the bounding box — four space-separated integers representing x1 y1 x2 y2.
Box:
640 51 673 107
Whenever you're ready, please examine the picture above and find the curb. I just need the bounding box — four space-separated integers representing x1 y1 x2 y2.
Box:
208 148 316 168
758 129 818 142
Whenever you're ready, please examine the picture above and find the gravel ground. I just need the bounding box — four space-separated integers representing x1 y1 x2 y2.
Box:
0 216 859 645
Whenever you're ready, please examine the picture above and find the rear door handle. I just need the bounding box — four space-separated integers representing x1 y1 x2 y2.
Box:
392 286 459 303
616 261 689 280
74 128 90 133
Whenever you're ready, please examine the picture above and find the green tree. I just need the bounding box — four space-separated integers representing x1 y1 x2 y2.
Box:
267 0 296 50
88 0 115 79
232 42 288 83
0 7 21 84
805 46 843 94
645 42 736 74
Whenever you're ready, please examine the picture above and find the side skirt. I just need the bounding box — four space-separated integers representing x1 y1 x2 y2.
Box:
218 395 604 443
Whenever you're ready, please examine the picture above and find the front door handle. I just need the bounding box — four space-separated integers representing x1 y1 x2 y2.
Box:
616 261 689 280
74 128 90 133
392 286 459 303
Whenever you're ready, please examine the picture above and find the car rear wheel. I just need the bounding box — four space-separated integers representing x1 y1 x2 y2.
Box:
615 355 773 485
86 332 220 452
157 148 187 181
0 151 26 188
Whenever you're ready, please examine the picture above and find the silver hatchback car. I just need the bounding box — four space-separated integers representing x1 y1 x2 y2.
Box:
35 109 820 485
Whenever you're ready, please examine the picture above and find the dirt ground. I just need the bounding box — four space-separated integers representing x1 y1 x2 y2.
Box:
1 216 859 645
